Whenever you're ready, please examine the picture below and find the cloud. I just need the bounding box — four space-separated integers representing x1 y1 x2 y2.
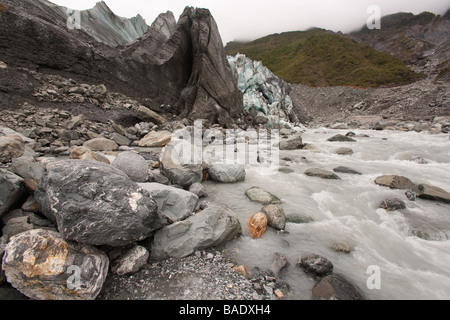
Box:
49 0 450 43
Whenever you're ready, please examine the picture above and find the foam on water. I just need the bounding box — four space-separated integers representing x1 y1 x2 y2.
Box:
204 128 450 300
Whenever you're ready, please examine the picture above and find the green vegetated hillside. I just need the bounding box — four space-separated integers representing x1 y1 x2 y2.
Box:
225 29 425 88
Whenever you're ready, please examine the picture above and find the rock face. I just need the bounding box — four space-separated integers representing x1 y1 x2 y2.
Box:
227 53 298 128
2 229 109 300
139 183 199 223
1 1 243 127
208 164 246 183
34 160 167 246
0 135 25 163
150 205 241 260
0 169 26 217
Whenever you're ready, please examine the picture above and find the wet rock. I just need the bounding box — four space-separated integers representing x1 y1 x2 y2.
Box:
279 134 303 150
159 139 203 189
379 198 406 211
138 131 172 147
327 134 356 142
2 229 109 300
150 205 241 260
298 254 334 278
110 245 150 276
83 137 118 151
405 190 417 201
304 168 341 180
208 164 246 183
311 274 364 300
333 166 362 175
330 242 354 254
245 187 281 204
34 160 166 246
374 175 417 190
334 147 353 155
0 135 25 163
139 183 199 223
271 253 290 279
261 204 286 230
0 169 27 217
247 212 268 239
112 151 149 183
415 184 450 204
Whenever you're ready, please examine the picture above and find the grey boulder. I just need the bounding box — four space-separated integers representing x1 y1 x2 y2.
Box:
208 163 246 183
0 169 27 217
150 205 242 260
139 183 199 223
279 134 303 150
112 151 149 183
245 187 281 204
2 229 109 300
0 135 25 163
34 160 167 246
261 204 286 230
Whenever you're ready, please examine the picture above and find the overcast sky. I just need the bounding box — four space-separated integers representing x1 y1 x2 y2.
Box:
50 0 449 43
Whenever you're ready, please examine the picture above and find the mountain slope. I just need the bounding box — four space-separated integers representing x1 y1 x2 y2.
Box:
226 29 424 88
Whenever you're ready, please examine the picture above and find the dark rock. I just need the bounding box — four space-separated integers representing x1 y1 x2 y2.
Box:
110 245 150 276
327 134 356 142
379 198 407 211
405 190 417 201
333 166 362 175
34 160 167 246
305 168 341 180
414 184 450 204
311 274 364 300
2 229 109 300
271 253 290 279
298 254 334 278
2 216 33 241
0 169 27 218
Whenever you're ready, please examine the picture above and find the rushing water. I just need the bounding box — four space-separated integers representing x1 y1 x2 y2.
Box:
203 128 450 300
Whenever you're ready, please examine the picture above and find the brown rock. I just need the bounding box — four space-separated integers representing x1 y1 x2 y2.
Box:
247 212 268 239
70 146 110 164
232 265 249 280
374 175 417 190
138 131 172 147
0 135 25 163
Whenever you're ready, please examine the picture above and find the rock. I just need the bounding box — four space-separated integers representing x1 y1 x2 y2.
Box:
279 134 303 150
34 160 167 246
148 170 170 185
333 166 362 175
159 139 203 189
311 274 364 300
305 168 341 180
334 147 353 155
60 130 80 142
374 175 417 190
0 236 6 285
410 156 428 164
83 138 118 151
2 216 34 241
271 253 289 279
138 131 173 147
21 196 39 213
327 134 356 142
331 242 354 254
405 190 417 201
415 184 450 204
247 212 268 239
189 182 207 198
2 229 109 300
139 183 199 223
0 135 25 163
208 164 246 183
69 146 110 164
109 133 131 147
150 205 241 260
261 204 286 230
66 115 84 130
379 198 407 211
10 157 45 181
110 245 150 276
232 265 249 280
0 169 27 217
245 187 281 204
136 106 167 125
403 212 450 241
298 254 333 278
112 151 149 183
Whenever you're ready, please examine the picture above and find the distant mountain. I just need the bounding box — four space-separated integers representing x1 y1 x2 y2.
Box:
225 28 424 88
350 10 450 82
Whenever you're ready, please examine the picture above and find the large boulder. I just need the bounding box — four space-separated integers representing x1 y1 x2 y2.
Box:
159 139 203 189
0 169 27 217
0 135 25 163
139 183 199 223
208 164 246 183
415 184 450 204
2 229 109 300
112 151 149 183
374 175 417 190
261 204 286 230
150 205 242 260
279 134 303 150
34 160 167 246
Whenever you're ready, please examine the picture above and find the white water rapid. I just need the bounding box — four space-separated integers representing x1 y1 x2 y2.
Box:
204 128 450 300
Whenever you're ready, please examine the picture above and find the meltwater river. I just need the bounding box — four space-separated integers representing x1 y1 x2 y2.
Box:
203 128 450 300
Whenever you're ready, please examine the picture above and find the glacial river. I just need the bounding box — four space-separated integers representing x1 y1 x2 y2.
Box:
204 128 450 300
